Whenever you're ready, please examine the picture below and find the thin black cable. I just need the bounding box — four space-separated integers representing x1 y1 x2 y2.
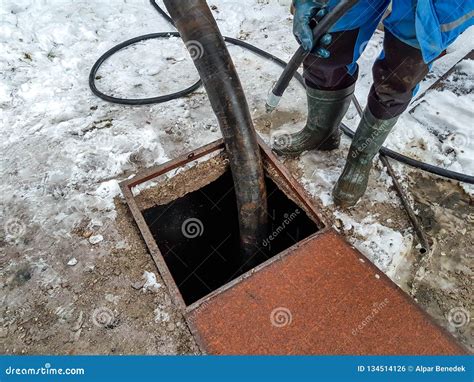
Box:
89 32 202 105
89 0 474 184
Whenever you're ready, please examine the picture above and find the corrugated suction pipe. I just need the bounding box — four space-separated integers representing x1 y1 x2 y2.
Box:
163 0 267 267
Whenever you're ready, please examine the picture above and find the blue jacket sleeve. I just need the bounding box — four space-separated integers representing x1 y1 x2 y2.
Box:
415 0 474 62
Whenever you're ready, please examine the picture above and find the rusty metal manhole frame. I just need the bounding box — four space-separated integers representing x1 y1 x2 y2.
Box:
119 138 468 355
120 137 328 312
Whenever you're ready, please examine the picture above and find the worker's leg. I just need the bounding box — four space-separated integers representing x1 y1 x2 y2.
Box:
333 4 430 207
272 29 359 156
368 3 430 119
302 28 360 91
273 0 390 156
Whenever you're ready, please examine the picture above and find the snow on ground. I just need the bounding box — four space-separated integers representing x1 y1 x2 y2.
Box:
333 210 411 278
0 0 473 353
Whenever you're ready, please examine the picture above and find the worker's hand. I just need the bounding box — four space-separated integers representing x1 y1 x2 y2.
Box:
292 0 332 58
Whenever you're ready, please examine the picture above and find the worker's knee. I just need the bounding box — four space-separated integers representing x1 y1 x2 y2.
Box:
303 60 358 90
374 31 428 92
369 31 429 119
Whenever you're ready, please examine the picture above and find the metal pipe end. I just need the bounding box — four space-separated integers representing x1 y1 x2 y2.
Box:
265 91 281 114
265 103 275 114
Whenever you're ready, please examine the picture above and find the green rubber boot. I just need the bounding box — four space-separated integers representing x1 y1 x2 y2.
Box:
333 108 399 208
272 84 355 156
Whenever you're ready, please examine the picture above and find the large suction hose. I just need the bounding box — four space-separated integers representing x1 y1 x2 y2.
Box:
162 0 267 265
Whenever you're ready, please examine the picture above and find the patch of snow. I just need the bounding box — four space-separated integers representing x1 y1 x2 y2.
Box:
67 258 77 266
105 293 120 305
154 305 170 323
89 234 103 245
142 271 162 292
334 211 413 275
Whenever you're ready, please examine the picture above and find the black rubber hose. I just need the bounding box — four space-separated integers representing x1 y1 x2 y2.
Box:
88 17 304 104
162 0 268 265
88 32 305 105
89 32 201 105
89 0 474 185
266 0 358 110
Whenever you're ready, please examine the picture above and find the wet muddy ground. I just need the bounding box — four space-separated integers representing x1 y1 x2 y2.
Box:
2 158 472 355
407 173 473 350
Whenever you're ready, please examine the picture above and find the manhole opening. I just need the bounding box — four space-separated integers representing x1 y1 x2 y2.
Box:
143 170 319 305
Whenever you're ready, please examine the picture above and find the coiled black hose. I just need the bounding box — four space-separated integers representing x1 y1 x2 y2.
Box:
89 0 474 185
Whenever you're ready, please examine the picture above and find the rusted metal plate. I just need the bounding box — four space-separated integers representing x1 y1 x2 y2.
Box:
186 229 466 355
